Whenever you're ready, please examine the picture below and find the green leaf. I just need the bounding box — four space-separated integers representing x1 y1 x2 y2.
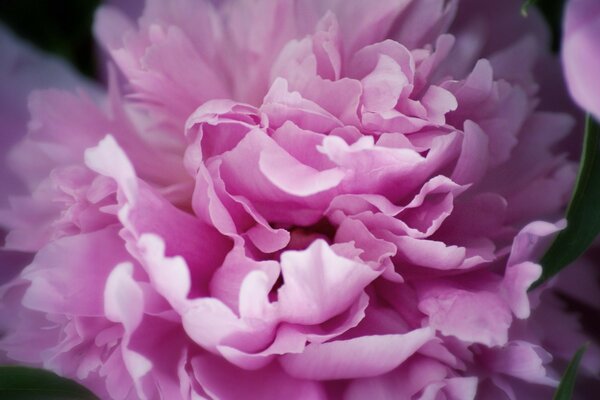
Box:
553 344 588 400
533 116 600 288
0 366 98 399
521 0 538 16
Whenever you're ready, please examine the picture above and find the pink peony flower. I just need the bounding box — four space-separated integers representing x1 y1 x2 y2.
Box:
563 0 600 119
0 0 588 399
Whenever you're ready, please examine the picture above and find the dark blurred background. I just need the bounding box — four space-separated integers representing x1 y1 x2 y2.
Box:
0 0 101 77
0 0 567 79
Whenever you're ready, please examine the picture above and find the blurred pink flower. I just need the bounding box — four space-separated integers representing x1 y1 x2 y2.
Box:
563 0 600 119
0 0 588 399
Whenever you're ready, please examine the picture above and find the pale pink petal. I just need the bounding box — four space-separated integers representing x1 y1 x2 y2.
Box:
104 262 153 398
259 146 345 197
277 240 380 325
562 0 600 119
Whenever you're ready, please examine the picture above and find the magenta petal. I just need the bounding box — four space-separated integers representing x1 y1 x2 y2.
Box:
210 244 280 312
393 236 466 270
482 341 557 386
345 356 451 399
192 355 326 400
501 261 541 319
21 227 128 316
418 283 512 346
216 325 307 370
182 298 250 352
419 377 478 400
280 328 434 380
451 120 489 185
86 135 232 296
507 220 565 267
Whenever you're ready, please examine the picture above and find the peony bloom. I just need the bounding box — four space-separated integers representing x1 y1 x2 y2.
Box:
562 0 600 119
0 0 589 399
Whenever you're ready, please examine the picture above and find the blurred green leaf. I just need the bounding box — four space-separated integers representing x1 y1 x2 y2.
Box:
522 0 566 51
533 116 600 288
521 0 539 16
0 366 98 399
553 344 588 400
